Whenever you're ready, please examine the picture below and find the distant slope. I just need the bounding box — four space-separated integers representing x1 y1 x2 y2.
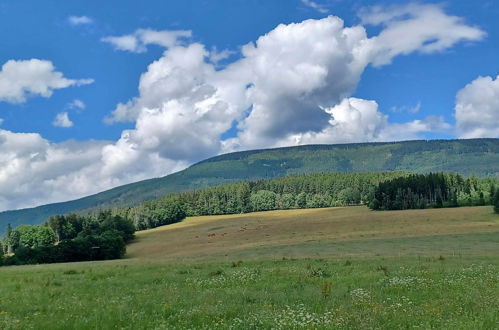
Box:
1 138 498 231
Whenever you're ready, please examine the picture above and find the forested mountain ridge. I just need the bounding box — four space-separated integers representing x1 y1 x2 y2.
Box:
1 138 498 231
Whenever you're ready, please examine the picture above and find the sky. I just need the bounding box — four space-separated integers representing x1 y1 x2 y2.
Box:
0 0 498 211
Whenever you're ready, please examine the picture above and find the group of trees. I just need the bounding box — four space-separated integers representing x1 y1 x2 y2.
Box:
110 196 186 231
1 211 135 266
369 173 498 210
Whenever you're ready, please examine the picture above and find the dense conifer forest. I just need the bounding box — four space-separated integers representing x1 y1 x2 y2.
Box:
370 173 497 210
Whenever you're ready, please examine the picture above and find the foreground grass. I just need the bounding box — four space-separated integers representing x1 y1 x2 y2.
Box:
1 257 498 329
1 206 498 329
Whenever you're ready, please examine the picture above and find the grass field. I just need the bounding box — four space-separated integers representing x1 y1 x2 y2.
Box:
1 206 499 329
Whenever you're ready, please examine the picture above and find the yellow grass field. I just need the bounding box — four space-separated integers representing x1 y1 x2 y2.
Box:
127 206 499 262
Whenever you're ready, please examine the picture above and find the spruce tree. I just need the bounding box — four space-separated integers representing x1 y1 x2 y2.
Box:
494 187 499 214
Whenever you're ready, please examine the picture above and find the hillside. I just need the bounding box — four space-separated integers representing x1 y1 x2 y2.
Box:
1 138 498 230
1 206 499 329
127 206 499 261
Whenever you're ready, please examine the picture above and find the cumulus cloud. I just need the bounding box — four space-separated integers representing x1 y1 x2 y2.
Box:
0 59 93 104
53 112 74 128
359 3 485 66
102 29 192 53
0 129 187 211
228 18 370 149
233 98 451 148
300 0 329 14
0 5 485 211
455 75 499 138
105 42 251 162
68 15 93 26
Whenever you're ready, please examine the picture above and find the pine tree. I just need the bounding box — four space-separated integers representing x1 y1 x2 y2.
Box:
490 183 496 205
494 187 499 214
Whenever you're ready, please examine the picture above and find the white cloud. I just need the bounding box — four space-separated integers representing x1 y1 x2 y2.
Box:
0 6 485 211
67 99 85 110
229 98 451 148
53 112 74 128
378 115 452 142
102 29 192 53
455 75 499 138
229 17 370 150
102 35 142 53
300 0 329 14
105 42 249 161
0 129 187 211
209 47 235 64
0 59 93 104
359 3 485 66
68 15 93 26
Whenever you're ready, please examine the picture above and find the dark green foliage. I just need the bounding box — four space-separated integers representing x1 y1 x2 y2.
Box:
370 173 497 211
3 232 126 266
493 187 499 214
46 214 84 242
1 212 134 266
1 139 498 232
82 210 136 242
114 196 186 230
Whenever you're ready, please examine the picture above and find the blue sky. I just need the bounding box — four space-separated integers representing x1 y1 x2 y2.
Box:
0 0 498 210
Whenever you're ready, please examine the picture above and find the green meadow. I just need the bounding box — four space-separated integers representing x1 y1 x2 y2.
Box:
1 206 499 329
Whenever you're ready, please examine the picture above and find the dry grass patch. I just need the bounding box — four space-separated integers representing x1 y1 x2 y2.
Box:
127 206 499 261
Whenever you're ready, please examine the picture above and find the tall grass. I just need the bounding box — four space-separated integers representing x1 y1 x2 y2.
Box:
1 256 498 329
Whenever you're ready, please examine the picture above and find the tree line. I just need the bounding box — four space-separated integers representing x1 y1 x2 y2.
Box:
108 172 408 228
110 171 497 230
1 211 135 266
369 173 498 210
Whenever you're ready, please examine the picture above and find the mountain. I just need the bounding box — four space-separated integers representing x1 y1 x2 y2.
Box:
1 138 498 232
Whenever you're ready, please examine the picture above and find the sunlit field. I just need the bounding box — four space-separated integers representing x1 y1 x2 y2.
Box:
128 206 499 261
1 206 498 329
